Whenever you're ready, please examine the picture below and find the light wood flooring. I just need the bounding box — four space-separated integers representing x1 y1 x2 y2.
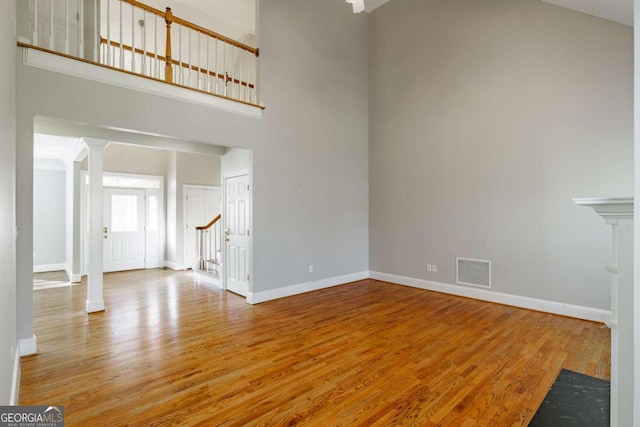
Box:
33 271 80 291
20 269 610 426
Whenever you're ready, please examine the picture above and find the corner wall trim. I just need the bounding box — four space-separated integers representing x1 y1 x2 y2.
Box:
33 263 66 273
247 271 370 304
65 265 82 283
193 271 222 289
370 271 610 323
10 343 20 405
18 335 37 357
163 261 184 271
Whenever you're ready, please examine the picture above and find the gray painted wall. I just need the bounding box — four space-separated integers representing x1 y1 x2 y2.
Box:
0 0 17 404
15 0 369 341
103 143 168 177
254 0 369 292
33 168 66 267
369 0 633 309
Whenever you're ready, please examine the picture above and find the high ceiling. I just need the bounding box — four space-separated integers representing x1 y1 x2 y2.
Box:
169 0 255 33
540 0 632 26
358 0 632 26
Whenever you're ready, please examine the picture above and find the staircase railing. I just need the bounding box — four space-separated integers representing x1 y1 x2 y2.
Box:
19 0 261 107
196 214 221 273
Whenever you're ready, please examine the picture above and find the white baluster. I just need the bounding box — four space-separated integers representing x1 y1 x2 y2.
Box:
214 39 218 95
49 0 54 50
141 11 146 76
154 14 158 78
119 0 123 68
106 0 111 65
78 0 84 58
206 37 210 92
178 25 182 84
231 47 235 100
32 0 39 46
93 0 97 61
223 42 226 97
197 31 201 90
242 50 247 102
131 3 135 72
64 0 69 54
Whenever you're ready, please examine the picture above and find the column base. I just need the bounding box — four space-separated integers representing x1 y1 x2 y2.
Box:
86 299 105 313
19 335 37 356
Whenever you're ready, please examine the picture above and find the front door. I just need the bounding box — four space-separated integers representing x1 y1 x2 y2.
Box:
225 174 250 297
103 188 146 272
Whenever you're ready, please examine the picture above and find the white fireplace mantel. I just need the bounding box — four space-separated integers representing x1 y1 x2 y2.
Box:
574 196 634 427
573 197 634 221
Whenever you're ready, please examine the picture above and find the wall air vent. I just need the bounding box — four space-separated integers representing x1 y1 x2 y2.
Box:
456 258 491 288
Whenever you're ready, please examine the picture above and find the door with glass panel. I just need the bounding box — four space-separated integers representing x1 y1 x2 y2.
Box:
103 188 146 272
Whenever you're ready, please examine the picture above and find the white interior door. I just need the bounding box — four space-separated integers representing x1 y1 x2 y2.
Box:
225 174 250 297
184 187 221 270
103 188 146 272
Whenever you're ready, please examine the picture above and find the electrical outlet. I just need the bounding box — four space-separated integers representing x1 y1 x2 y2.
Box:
309 264 314 273
432 264 437 273
427 264 432 272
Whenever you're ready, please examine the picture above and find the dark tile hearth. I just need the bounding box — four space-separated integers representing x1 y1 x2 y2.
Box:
529 369 610 427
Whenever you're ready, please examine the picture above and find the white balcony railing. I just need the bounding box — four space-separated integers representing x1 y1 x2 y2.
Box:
20 0 260 107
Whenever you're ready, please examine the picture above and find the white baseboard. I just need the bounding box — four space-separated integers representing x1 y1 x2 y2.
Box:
193 271 222 289
370 271 610 323
163 261 184 271
33 263 66 273
247 271 370 305
10 343 20 405
64 265 82 283
18 335 37 356
86 299 105 313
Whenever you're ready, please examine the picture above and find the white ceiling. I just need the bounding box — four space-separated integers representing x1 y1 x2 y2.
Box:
364 0 393 13
34 134 78 160
541 0 633 26
357 0 632 25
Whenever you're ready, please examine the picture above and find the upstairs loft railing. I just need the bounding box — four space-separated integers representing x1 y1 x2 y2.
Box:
196 214 222 274
19 0 261 108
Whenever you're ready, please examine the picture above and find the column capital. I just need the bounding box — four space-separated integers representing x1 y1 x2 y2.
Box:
81 137 111 150
64 138 88 163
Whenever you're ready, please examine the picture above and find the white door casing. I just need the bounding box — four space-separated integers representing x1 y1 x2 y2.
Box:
224 171 251 297
145 188 162 269
81 172 165 275
184 186 221 270
103 188 146 272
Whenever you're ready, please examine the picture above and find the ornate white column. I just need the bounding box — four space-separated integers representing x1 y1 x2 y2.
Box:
82 138 110 313
574 197 634 427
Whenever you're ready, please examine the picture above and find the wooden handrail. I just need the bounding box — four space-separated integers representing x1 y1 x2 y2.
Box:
99 38 255 89
120 0 258 56
196 214 221 231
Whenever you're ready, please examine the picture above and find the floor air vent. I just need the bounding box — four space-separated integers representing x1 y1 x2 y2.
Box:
456 257 491 288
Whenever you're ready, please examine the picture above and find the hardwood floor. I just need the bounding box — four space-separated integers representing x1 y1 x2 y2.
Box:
20 270 610 426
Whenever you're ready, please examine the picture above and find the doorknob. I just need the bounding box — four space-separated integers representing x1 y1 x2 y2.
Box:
225 237 230 242
224 228 230 236
103 226 109 239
